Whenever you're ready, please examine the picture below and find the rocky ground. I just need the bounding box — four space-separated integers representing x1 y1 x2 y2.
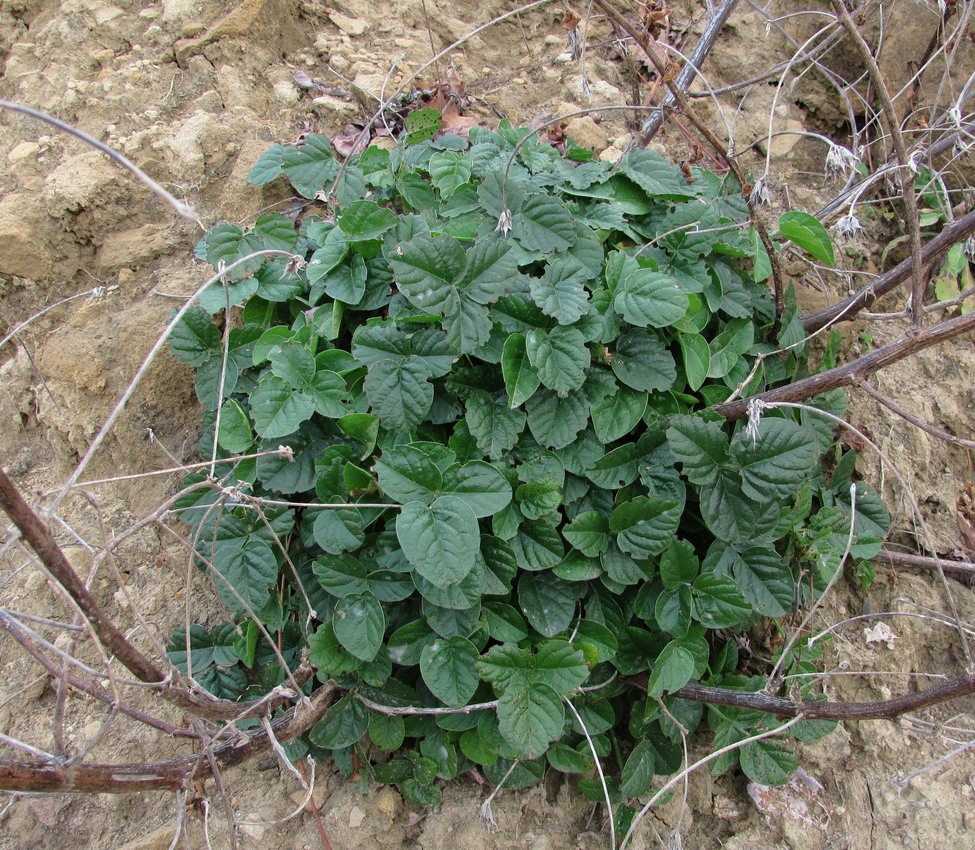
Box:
1 1 975 848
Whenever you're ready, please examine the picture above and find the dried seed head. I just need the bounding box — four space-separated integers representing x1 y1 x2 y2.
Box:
749 176 771 208
496 208 513 236
824 143 861 179
833 212 863 241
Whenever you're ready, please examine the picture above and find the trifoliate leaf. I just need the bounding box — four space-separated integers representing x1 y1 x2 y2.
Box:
525 326 589 397
363 356 434 432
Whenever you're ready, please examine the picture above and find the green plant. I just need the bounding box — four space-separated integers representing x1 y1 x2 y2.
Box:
166 122 887 820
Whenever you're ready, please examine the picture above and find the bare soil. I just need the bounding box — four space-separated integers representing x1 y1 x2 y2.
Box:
1 1 974 849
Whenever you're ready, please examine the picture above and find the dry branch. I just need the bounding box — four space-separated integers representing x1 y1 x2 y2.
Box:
0 682 338 793
622 673 975 720
713 310 975 420
802 209 975 333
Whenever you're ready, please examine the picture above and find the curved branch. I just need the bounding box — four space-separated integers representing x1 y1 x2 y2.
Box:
624 673 975 720
713 310 975 420
0 466 304 722
803 206 975 333
0 682 338 793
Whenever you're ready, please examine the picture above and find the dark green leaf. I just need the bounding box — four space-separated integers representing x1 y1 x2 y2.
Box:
501 333 541 408
612 329 677 392
396 496 480 588
363 356 434 432
518 571 576 637
497 681 564 759
332 592 384 661
616 269 689 329
309 694 368 749
528 257 590 325
420 637 480 706
514 194 576 253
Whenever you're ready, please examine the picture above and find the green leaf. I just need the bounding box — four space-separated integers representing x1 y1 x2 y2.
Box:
281 135 338 198
369 713 406 751
387 234 465 315
443 461 512 518
211 541 277 615
739 739 797 786
700 471 779 544
611 495 683 559
515 479 562 520
547 742 594 774
465 389 526 458
387 619 437 666
777 211 835 267
420 637 480 707
620 149 694 200
612 329 677 393
332 592 385 661
247 144 287 185
620 741 656 798
497 682 564 759
429 150 473 198
501 333 541 408
310 694 368 749
313 508 365 555
514 194 576 253
216 398 254 453
250 376 315 439
405 107 442 143
444 293 493 354
732 418 819 501
692 572 751 628
563 511 610 557
678 333 710 391
312 554 369 598
375 444 443 504
518 571 576 637
590 386 648 444
646 640 695 696
338 200 397 242
528 257 590 325
170 307 220 366
525 326 590 397
396 496 480 588
459 236 520 305
483 602 529 642
363 357 434 432
708 319 754 379
511 520 565 572
666 415 729 486
732 546 794 616
615 269 689 328
660 539 699 588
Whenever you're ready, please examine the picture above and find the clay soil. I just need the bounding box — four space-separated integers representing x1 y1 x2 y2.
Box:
1 1 975 849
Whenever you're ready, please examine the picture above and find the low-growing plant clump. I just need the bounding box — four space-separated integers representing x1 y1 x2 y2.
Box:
167 113 888 827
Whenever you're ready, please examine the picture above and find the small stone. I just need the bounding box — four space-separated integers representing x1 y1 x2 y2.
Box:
311 94 357 116
599 147 623 163
91 48 114 65
93 6 125 25
180 21 206 38
376 787 402 819
544 34 561 45
7 141 40 163
564 116 609 153
349 806 366 827
328 11 368 37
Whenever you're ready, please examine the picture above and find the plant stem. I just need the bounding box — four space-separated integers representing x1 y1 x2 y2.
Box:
830 0 927 329
713 310 975 420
